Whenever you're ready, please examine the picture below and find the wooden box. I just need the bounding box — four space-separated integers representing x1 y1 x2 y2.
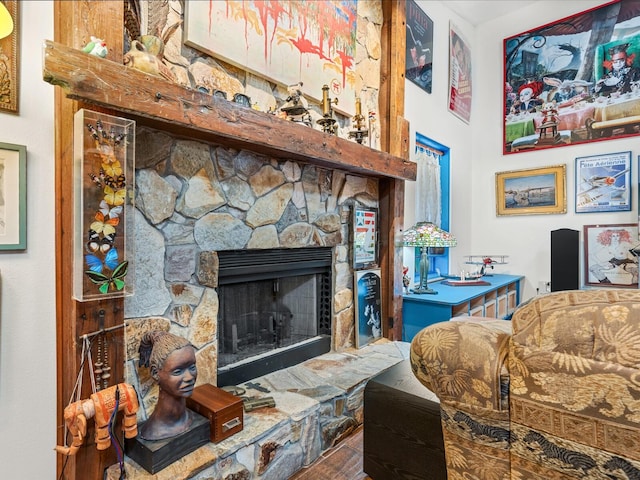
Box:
186 384 244 443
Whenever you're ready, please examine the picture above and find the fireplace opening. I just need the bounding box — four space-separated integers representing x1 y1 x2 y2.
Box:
217 248 332 386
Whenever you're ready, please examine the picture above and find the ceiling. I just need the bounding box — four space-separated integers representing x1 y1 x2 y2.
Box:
443 1 540 26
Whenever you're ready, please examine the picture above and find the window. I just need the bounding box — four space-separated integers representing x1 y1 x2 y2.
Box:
414 133 451 281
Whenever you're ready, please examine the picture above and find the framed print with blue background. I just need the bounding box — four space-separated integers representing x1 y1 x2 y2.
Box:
576 151 631 213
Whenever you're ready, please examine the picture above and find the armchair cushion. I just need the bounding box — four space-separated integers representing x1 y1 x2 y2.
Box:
410 289 640 480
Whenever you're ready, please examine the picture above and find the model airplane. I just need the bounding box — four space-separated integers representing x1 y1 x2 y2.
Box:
464 255 509 276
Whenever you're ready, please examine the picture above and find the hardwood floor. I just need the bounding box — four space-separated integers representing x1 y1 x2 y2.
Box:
289 426 371 480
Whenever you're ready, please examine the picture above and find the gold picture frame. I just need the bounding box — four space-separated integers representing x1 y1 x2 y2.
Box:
496 164 566 216
0 0 19 114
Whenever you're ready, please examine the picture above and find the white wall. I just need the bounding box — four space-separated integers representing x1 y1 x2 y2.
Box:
0 1 56 478
406 0 637 301
404 0 475 279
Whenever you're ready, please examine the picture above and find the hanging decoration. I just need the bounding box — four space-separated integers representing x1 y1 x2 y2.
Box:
73 109 135 302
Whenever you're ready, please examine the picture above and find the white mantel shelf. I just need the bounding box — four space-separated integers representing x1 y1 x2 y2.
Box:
43 40 416 182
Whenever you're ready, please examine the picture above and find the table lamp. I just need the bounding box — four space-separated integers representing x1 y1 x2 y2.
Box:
0 3 13 40
403 222 456 294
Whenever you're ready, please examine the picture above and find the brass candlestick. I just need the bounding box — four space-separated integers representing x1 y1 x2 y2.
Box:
348 97 369 144
316 84 338 134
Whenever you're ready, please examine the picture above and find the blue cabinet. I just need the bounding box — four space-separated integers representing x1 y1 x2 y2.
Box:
402 274 524 341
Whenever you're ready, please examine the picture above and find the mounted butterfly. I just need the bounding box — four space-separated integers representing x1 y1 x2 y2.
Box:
73 109 136 301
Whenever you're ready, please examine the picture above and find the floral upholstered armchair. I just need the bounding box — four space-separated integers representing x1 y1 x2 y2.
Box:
409 289 640 479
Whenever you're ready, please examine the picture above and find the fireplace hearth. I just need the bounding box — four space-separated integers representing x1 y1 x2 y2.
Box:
217 248 332 386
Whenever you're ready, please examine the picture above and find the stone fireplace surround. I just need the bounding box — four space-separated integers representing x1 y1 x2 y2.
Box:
123 126 380 428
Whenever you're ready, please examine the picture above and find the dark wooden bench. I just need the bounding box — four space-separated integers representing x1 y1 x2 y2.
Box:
363 359 446 480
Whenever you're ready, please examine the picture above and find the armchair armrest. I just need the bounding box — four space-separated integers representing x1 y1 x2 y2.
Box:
410 319 512 413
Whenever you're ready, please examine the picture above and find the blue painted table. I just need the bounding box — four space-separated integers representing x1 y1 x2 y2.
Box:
402 274 524 342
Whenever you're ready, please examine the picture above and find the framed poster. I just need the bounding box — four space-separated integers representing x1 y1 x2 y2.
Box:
353 206 377 269
0 1 19 114
504 1 640 154
584 223 638 288
576 151 631 213
184 0 357 116
354 268 382 348
449 23 471 123
496 165 566 216
406 0 433 94
0 142 25 250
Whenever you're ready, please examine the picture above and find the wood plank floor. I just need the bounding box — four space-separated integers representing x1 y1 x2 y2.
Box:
289 426 371 480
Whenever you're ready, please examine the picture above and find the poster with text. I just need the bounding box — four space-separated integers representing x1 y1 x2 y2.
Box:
448 23 472 123
405 0 433 94
354 269 382 348
576 151 631 213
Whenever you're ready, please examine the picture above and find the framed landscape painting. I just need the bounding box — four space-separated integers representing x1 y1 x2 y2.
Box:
496 165 566 216
504 0 640 154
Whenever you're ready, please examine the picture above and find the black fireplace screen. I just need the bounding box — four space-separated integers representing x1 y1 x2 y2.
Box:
217 248 332 374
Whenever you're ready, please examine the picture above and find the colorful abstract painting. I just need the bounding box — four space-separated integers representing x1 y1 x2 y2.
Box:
185 0 358 115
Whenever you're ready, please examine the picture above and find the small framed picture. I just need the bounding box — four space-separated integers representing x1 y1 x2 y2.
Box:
0 142 26 250
354 268 382 348
584 223 638 288
353 206 378 269
576 151 631 213
496 164 566 216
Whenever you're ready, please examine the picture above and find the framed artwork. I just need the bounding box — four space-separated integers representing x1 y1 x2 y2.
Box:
0 142 25 250
576 151 631 213
504 1 640 154
73 109 135 302
184 0 357 116
496 164 566 216
354 268 382 348
449 22 471 123
584 223 638 288
405 0 433 94
353 206 377 269
0 1 19 114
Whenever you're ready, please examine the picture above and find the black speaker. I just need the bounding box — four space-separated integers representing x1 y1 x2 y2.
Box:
551 229 579 291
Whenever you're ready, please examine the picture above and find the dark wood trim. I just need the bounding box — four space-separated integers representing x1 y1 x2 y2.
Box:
379 1 408 340
55 2 125 479
43 40 415 182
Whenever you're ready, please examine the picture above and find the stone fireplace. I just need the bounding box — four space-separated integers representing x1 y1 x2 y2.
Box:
216 247 333 386
123 128 380 421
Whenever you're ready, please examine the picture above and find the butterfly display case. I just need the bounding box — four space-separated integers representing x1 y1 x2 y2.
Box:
73 109 135 302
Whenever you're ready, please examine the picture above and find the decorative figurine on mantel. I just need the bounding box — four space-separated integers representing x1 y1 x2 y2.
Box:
137 330 198 440
281 82 311 126
82 36 108 58
348 97 369 144
316 84 338 134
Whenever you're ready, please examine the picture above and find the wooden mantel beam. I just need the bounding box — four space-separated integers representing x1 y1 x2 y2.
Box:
43 40 415 182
